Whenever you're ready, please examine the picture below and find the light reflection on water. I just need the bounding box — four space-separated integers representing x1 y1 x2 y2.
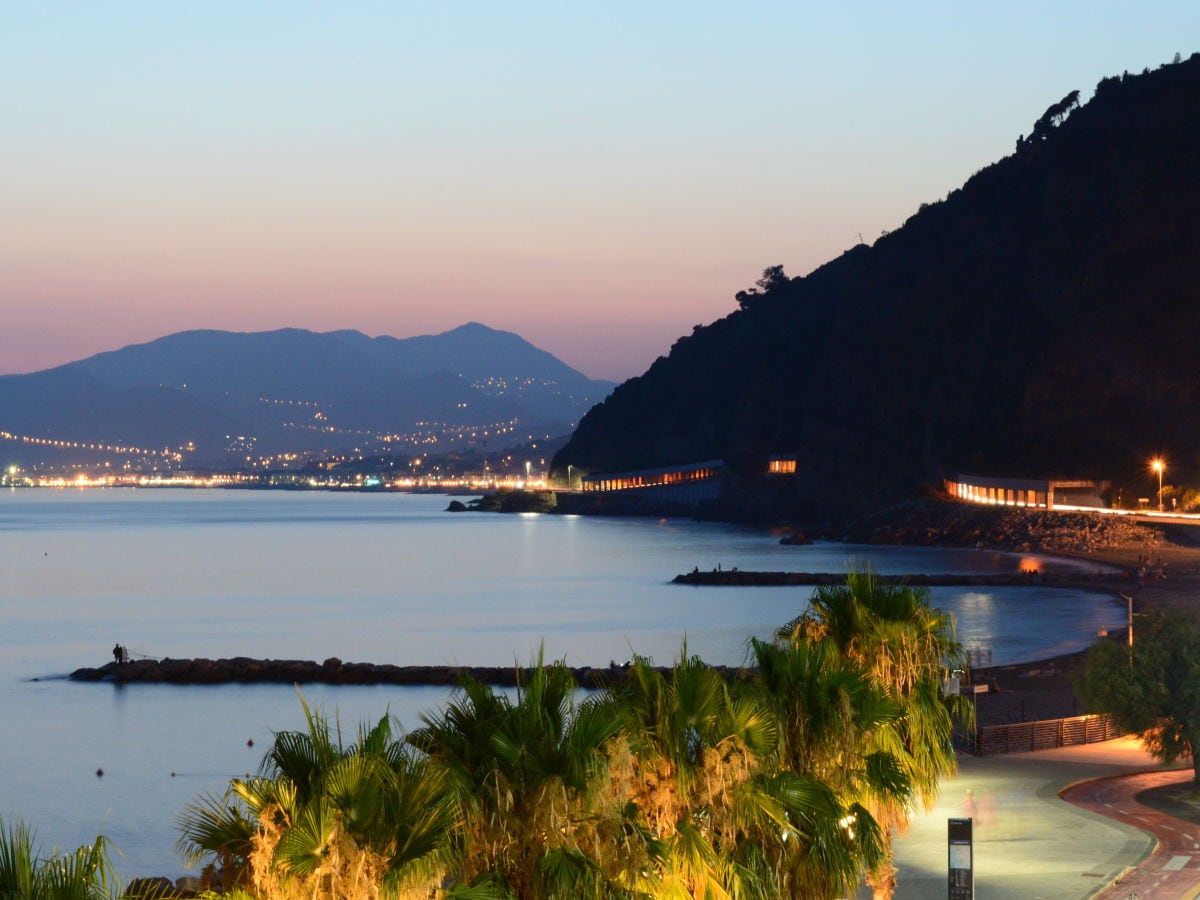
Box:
0 489 1122 877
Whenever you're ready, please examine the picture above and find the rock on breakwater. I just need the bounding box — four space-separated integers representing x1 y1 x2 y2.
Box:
70 657 742 689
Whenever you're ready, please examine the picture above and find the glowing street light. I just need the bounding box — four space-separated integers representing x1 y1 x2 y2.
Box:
1151 457 1165 512
567 464 574 490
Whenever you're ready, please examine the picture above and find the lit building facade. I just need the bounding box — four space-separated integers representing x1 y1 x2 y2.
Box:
767 456 797 475
581 459 724 506
945 473 1109 509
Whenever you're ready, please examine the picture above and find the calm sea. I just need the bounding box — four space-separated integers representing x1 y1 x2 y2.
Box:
0 489 1118 877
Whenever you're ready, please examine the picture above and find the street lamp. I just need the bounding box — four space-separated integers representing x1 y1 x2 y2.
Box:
1151 458 1165 512
567 464 573 490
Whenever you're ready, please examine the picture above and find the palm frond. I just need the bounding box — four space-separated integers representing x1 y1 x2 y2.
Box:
175 789 257 870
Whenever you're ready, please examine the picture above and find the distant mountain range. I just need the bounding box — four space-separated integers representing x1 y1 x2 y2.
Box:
554 55 1200 520
0 324 614 468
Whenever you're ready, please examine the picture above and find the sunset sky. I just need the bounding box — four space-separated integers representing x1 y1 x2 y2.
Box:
3 3 1195 381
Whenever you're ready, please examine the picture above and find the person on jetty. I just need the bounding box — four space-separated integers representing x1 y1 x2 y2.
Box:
112 644 128 665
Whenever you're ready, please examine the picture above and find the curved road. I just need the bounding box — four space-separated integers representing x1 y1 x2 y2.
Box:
1063 768 1200 899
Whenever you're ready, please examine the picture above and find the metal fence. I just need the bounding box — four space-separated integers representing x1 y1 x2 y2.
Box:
964 713 1121 756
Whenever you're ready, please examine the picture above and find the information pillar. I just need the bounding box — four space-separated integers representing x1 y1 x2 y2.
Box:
948 817 973 899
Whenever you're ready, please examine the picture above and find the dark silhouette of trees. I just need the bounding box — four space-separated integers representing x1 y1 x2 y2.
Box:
1029 89 1080 142
735 264 790 310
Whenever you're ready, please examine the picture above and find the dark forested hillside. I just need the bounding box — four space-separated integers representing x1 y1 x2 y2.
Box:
553 56 1200 519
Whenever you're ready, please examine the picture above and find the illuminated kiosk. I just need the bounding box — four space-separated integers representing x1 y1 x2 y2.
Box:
944 473 1109 509
581 459 724 509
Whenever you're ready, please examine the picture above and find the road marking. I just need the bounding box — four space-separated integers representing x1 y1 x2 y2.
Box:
1163 855 1191 871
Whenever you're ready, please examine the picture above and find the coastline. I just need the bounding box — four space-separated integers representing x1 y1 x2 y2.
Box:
87 502 1200 892
70 500 1200 715
72 544 1200 726
948 532 1200 727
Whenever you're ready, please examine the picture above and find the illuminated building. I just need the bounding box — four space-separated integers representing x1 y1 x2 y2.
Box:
581 459 724 508
944 473 1110 509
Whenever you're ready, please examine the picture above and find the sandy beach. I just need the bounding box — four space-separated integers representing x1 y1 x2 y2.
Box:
935 515 1200 727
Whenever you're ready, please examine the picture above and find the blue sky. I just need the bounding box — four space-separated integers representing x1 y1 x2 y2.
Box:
3 2 1195 379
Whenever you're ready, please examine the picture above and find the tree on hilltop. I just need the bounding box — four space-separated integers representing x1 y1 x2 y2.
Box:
1030 89 1081 141
735 264 790 310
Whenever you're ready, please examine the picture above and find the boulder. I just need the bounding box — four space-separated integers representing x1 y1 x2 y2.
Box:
124 876 179 898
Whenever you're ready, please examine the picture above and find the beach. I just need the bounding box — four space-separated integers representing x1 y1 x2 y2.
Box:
859 504 1200 727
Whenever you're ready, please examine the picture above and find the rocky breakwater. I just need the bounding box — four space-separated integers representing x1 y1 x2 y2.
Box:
673 570 1124 587
70 657 741 689
842 498 1167 554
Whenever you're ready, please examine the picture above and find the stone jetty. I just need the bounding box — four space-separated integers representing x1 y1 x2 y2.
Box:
70 657 736 689
671 569 1126 587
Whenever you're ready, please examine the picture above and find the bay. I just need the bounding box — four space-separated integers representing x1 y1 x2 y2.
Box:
0 489 1118 878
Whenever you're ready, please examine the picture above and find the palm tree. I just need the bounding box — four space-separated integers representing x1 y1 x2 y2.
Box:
0 816 116 900
605 651 761 897
607 650 888 899
408 654 629 898
778 566 972 896
748 637 906 897
178 696 458 899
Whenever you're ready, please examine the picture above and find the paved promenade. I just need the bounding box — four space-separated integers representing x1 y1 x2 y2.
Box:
1065 768 1200 898
859 738 1190 899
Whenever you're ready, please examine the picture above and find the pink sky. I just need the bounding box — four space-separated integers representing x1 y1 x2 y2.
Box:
3 5 1190 382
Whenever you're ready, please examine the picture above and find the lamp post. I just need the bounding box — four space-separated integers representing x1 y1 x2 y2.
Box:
567 464 573 490
1099 592 1136 670
525 460 532 485
1151 458 1165 512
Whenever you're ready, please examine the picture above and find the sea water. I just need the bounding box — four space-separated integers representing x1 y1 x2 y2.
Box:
0 489 1119 877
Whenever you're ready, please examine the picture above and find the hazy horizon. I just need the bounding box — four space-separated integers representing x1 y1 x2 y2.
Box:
4 4 1195 381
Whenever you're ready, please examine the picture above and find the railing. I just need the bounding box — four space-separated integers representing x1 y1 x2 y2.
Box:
966 714 1121 756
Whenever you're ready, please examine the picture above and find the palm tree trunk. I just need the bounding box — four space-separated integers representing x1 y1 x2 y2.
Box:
868 856 897 899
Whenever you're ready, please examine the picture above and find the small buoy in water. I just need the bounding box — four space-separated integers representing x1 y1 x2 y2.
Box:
95 768 104 777
170 772 176 777
247 738 254 747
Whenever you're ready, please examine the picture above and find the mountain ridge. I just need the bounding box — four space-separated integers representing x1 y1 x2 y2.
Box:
1 324 613 468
